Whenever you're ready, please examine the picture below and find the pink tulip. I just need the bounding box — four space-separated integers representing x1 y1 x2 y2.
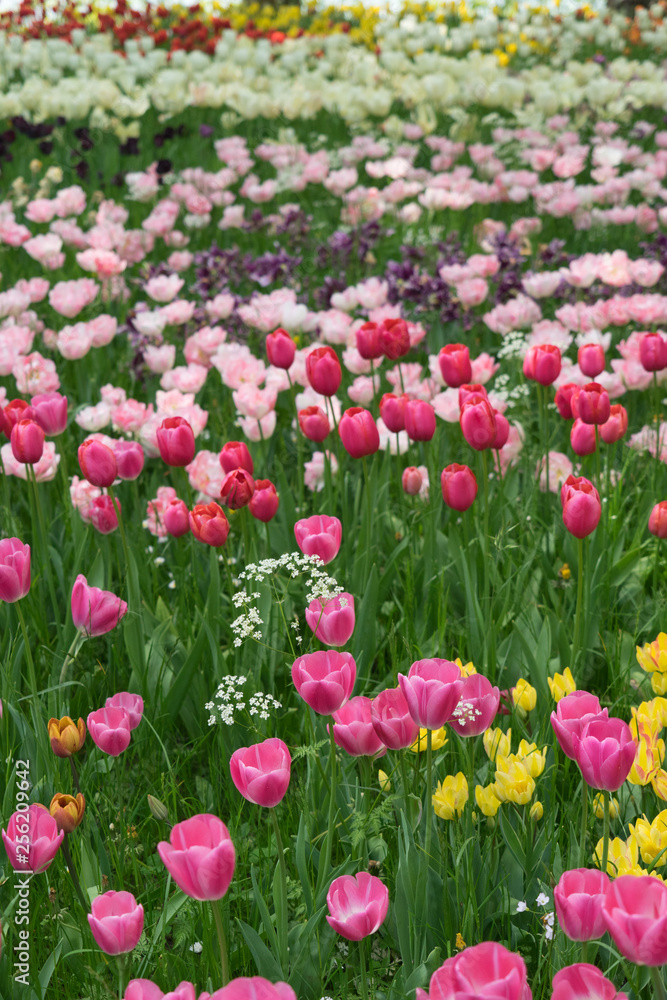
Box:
87 706 132 756
298 406 329 442
249 480 279 523
89 495 120 534
306 346 342 396
31 392 68 435
190 503 229 547
78 438 117 487
555 383 579 420
523 344 561 386
572 717 637 791
220 468 255 510
379 392 407 433
88 890 144 955
404 400 436 442
449 674 500 737
294 514 342 565
570 419 597 456
156 416 195 467
439 344 472 388
219 441 254 475
356 321 383 360
229 738 291 808
460 398 497 451
326 872 389 940
561 476 601 539
370 687 420 750
458 384 487 407
71 574 127 636
331 696 387 757
379 318 410 360
124 980 170 1000
550 691 608 760
11 419 45 464
578 344 605 379
649 502 667 539
554 868 610 941
266 328 296 369
105 692 144 730
158 814 235 901
305 593 355 646
441 464 478 512
402 467 423 496
291 650 356 715
577 383 611 426
398 659 463 730
492 412 510 450
202 979 296 1000
114 440 144 481
551 963 628 1000
600 405 628 444
602 875 667 966
0 538 31 603
640 332 667 373
164 499 191 537
2 803 63 873
416 941 532 1000
339 407 380 458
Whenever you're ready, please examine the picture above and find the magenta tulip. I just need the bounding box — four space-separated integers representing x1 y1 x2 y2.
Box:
294 514 342 565
649 502 667 539
356 321 383 361
492 412 510 450
158 814 235 901
550 691 609 760
640 332 667 373
404 400 436 442
449 674 500 737
202 979 296 1000
114 440 145 481
602 875 667 966
78 438 117 487
124 980 170 1000
460 398 497 451
229 738 291 808
87 706 132 756
398 658 463 730
306 346 342 396
88 890 144 955
570 419 597 456
331 697 387 758
561 477 601 539
523 344 561 386
326 872 389 940
572 717 637 791
71 574 127 636
439 344 472 388
379 392 407 433
2 803 63 873
11 419 45 464
555 383 579 420
370 687 420 750
379 317 410 360
266 328 296 369
577 383 611 425
249 480 279 523
416 941 532 1000
89 494 119 534
0 538 31 603
305 593 355 646
156 416 195 467
441 464 478 512
554 868 610 941
458 384 487 407
291 650 356 715
578 344 605 379
164 499 191 537
105 692 144 730
298 406 329 442
220 468 255 510
551 964 628 1000
338 407 380 458
31 392 68 435
219 441 254 475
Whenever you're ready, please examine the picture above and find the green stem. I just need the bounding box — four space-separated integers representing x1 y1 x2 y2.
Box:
572 538 584 673
270 807 289 975
28 463 61 627
210 898 230 986
361 456 373 586
15 599 39 707
399 751 412 820
287 371 305 514
70 755 82 795
651 967 667 1000
359 938 369 1000
117 953 126 1000
107 484 129 568
578 781 588 868
59 631 86 688
425 727 433 862
601 789 610 876
581 940 588 964
316 719 338 899
61 834 88 912
655 536 661 597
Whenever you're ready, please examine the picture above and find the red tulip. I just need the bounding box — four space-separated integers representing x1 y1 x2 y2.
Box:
355 322 383 360
379 392 407 433
220 468 255 510
379 317 409 359
11 419 44 465
458 383 487 407
189 502 230 547
650 502 667 539
219 441 254 475
555 382 579 420
404 400 436 442
306 346 341 397
523 344 561 385
577 383 610 425
460 398 497 451
491 412 510 450
441 464 477 511
439 344 472 388
249 479 279 522
156 416 195 467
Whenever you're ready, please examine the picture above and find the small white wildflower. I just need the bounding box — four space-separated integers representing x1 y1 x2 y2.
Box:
168 580 176 589
189 942 203 954
154 556 165 566
516 901 528 913
536 893 550 907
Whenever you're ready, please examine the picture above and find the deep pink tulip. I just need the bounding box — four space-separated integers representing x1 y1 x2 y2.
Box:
114 440 144 481
71 574 127 636
249 480 279 523
640 332 667 373
220 468 255 510
441 464 477 512
190 503 230 547
306 592 355 646
398 659 463 730
0 538 31 603
306 346 342 396
78 438 118 487
356 321 383 360
416 941 532 1000
561 475 599 508
294 514 342 565
339 407 380 458
577 383 611 426
202 979 296 1000
523 344 561 386
460 398 497 451
105 692 144 730
449 674 500 737
11 419 45 464
124 979 171 1000
649 502 667 539
291 650 356 715
2 803 63 873
158 814 235 901
572 717 637 791
379 392 408 433
331 696 387 758
88 890 144 955
370 687 420 750
87 706 132 756
555 383 579 420
89 495 120 534
554 868 610 942
164 499 191 537
402 467 423 496
458 384 487 407
439 344 472 388
157 416 195 467
492 412 510 450
602 875 667 966
404 400 436 442
4 399 33 433
229 738 291 808
550 691 609 760
379 317 410 359
600 404 628 444
219 441 254 475
551 964 628 1000
578 344 606 379
31 392 68 435
326 872 389 940
266 327 296 369
570 419 597 456
298 406 329 442
561 476 601 538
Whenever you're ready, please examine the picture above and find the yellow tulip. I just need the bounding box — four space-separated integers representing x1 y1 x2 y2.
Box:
630 811 667 867
636 633 667 675
433 773 468 820
512 679 537 713
514 741 547 779
593 792 619 820
483 727 512 763
493 757 535 805
378 770 391 792
547 668 576 702
530 801 543 822
454 657 477 677
475 784 502 817
410 728 448 753
593 834 638 876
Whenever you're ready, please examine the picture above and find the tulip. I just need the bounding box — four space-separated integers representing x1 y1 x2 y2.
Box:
492 412 510 450
326 872 389 940
157 416 195 467
4 398 33 431
11 419 45 464
220 468 255 510
562 477 601 539
78 438 117 487
640 332 667 373
475 784 502 818
600 404 628 444
219 441 254 475
555 382 580 420
578 344 606 378
48 716 86 757
203 979 296 1000
554 868 610 941
291 650 356 715
379 392 407 433
484 727 512 762
339 406 380 458
294 514 341 564
306 592 355 646
249 480 279 522
114 440 144 481
577 383 610 425
87 706 132 756
71 574 128 636
158 814 235 901
229 738 291 808
1 803 64 873
190 503 230 547
306 346 342 396
88 890 144 956
416 941 531 1000
550 691 608 760
49 792 85 833
649 502 667 539
441 464 477 512
460 398 497 451
105 692 144 730
602 874 667 966
492 758 535 805
449 674 500 737
433 773 468 819
298 406 329 442
572 717 637 791
31 391 68 435
379 317 410 359
439 344 472 388
570 419 597 456
0 538 31 603
331 697 387 757
458 384 488 407
90 494 119 534
404 400 436 442
402 467 423 495
398 659 463 730
124 982 194 1000
266 328 296 369
370 687 420 750
551 964 628 1000
355 321 383 360
164 498 190 537
523 344 561 385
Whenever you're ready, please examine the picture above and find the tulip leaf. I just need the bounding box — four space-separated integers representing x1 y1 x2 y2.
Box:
250 864 280 956
352 563 378 675
295 814 314 918
499 809 526 871
288 904 331 995
163 619 210 721
237 919 283 982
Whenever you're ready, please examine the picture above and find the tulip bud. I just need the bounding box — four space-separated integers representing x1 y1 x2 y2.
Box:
402 466 423 496
48 716 86 757
570 419 597 456
379 317 410 360
190 502 230 547
78 438 117 488
491 412 510 449
562 478 601 539
249 479 279 522
164 498 190 537
578 343 605 378
266 327 296 369
11 419 45 465
306 346 342 397
555 382 579 420
441 463 477 511
4 399 33 431
355 322 383 360
458 383 488 407
649 502 667 539
89 495 120 534
156 416 195 467
220 468 255 510
147 794 170 824
49 792 85 833
439 344 472 388
219 440 254 475
379 392 407 433
298 406 329 442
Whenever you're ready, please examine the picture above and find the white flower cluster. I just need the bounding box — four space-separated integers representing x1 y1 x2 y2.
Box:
516 892 554 938
497 331 527 360
205 675 248 726
451 701 483 726
248 692 282 721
